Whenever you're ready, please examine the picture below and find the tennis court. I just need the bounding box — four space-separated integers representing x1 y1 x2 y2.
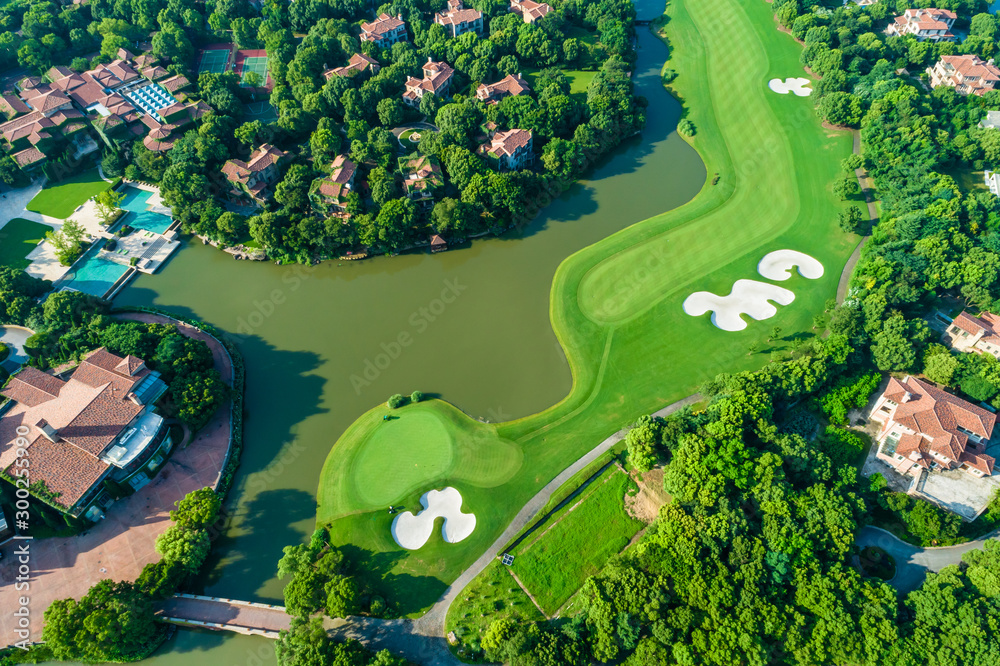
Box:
198 48 231 75
239 56 268 85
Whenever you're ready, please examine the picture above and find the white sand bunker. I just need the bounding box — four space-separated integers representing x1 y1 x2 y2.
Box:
391 487 476 550
768 78 812 96
683 279 795 331
757 250 824 281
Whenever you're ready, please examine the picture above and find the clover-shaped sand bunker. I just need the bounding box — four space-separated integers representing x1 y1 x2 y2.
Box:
757 250 824 281
768 78 812 96
391 487 476 550
683 280 795 332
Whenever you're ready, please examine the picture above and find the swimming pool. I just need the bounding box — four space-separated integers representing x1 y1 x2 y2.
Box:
119 187 173 234
64 254 130 298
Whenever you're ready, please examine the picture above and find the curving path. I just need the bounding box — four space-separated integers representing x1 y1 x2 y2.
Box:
836 130 878 304
856 525 1000 594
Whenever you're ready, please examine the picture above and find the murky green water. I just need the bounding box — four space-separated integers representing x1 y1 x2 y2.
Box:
85 3 705 661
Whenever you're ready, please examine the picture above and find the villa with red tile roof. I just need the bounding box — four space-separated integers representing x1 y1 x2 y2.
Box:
323 53 381 81
361 13 408 46
480 128 534 170
222 143 289 204
928 54 1000 96
870 376 996 481
398 152 444 207
944 311 1000 358
309 155 357 216
0 48 204 168
0 348 170 521
510 0 552 23
403 59 455 107
435 0 483 38
476 73 531 104
886 8 956 41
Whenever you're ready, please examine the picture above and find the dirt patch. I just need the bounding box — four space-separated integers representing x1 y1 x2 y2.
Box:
625 468 670 523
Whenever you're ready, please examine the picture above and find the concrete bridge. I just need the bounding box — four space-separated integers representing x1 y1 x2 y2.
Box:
155 594 292 639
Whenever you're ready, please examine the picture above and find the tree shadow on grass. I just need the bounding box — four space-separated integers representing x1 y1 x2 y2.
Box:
339 544 448 617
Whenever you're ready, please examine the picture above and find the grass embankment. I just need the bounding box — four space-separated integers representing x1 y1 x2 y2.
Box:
26 168 112 219
0 218 49 269
318 0 856 617
510 468 643 615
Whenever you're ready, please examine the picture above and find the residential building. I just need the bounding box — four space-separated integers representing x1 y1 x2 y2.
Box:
403 59 455 107
944 311 1000 358
221 143 289 204
480 128 534 170
885 8 956 41
476 73 531 104
361 13 408 47
980 109 1000 129
309 155 357 215
510 0 552 23
398 153 444 207
986 170 1000 197
0 348 171 521
0 48 204 169
435 0 483 37
870 375 996 480
928 55 1000 96
323 53 381 81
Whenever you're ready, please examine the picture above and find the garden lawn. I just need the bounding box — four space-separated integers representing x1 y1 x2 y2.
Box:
0 218 48 269
318 0 855 615
511 468 642 615
26 168 112 219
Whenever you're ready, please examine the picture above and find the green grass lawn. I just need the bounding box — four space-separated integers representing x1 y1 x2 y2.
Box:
0 218 49 269
510 468 642 615
26 168 112 219
318 0 855 617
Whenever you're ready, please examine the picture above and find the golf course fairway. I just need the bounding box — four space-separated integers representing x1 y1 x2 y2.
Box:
317 0 859 615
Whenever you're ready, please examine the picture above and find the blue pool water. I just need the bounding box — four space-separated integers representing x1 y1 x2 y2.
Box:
119 187 173 234
64 255 129 298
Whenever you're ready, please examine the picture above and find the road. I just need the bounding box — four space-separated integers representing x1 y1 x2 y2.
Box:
856 525 1000 593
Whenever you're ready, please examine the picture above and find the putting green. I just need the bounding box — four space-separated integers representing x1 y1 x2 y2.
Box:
319 400 522 522
317 0 856 615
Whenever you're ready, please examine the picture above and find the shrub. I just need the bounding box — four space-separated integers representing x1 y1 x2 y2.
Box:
387 393 406 409
677 119 696 137
661 68 677 84
410 390 424 403
0 342 8 363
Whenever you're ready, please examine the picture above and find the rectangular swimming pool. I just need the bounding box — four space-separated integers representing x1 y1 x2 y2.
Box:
64 255 130 298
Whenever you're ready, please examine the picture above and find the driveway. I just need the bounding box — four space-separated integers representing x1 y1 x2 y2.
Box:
0 325 32 373
856 525 1000 594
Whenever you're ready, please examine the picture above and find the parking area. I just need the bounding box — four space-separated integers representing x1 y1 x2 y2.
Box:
917 468 1000 521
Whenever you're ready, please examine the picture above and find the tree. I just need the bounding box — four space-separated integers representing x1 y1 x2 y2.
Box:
387 393 405 408
170 487 222 529
94 188 124 225
769 326 782 342
625 415 662 472
541 138 585 179
235 120 264 146
410 390 424 403
46 218 87 266
376 97 404 128
155 525 211 572
324 574 359 618
748 341 761 355
43 581 161 662
284 569 327 617
833 174 860 200
838 206 864 234
923 349 959 386
170 370 229 429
